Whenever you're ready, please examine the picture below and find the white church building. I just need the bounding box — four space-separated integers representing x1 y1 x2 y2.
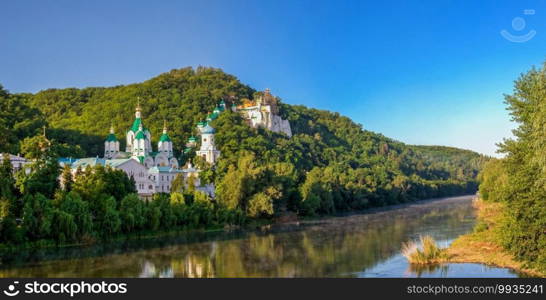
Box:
66 100 223 199
104 103 179 169
234 89 292 137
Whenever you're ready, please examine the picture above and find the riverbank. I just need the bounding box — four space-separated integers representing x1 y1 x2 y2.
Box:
446 198 544 277
0 194 481 277
1 194 474 254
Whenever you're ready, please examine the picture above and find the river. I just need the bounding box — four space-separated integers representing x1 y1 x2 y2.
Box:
0 195 522 277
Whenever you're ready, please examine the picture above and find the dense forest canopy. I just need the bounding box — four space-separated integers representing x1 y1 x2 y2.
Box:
0 67 488 246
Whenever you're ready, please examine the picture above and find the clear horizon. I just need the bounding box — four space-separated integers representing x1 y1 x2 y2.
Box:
2 0 546 157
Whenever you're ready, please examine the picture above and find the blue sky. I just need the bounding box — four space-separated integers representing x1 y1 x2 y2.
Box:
2 0 546 156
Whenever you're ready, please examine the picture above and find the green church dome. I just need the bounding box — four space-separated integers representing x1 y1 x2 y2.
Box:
105 133 118 142
159 133 171 142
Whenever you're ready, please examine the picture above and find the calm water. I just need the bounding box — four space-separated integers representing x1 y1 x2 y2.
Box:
0 195 522 277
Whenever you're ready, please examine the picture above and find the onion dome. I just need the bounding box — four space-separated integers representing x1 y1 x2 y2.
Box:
159 120 171 142
105 125 118 142
200 124 215 134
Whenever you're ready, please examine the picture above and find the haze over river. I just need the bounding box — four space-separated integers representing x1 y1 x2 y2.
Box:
0 195 521 277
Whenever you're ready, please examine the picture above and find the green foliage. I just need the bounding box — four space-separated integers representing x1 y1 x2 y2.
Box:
0 86 45 154
0 67 486 248
0 154 18 219
57 191 93 237
0 154 15 200
72 165 136 208
61 165 73 192
170 174 186 194
402 235 448 264
50 209 77 243
247 187 278 218
96 196 121 237
478 159 508 202
17 136 60 198
477 62 546 273
22 193 53 240
119 194 146 233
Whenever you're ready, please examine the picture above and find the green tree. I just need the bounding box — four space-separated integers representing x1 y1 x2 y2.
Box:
57 191 93 237
17 135 60 198
491 63 546 272
22 193 53 239
96 196 121 237
0 153 16 218
247 186 280 218
50 209 77 243
61 164 74 192
119 194 146 232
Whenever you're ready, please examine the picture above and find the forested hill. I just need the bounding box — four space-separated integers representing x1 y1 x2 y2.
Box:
0 67 488 215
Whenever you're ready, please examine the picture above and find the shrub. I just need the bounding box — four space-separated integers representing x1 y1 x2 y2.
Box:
402 235 448 264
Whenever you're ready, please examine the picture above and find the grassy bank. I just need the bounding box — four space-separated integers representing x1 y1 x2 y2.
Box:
446 198 544 277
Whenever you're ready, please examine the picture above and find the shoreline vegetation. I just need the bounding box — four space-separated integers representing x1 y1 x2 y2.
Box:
402 198 544 277
403 62 546 277
402 235 448 264
446 198 544 277
0 195 468 254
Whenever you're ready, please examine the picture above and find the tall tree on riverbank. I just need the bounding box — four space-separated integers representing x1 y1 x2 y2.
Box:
480 62 546 273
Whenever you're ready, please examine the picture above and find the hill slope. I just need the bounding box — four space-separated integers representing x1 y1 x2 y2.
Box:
0 67 488 216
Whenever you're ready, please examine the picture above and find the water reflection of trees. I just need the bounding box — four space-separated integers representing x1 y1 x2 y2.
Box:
0 199 475 277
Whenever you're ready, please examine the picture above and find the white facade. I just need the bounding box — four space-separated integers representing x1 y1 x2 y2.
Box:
104 126 121 159
130 124 153 158
0 153 29 172
125 105 153 158
195 125 220 165
71 158 155 199
105 103 178 169
148 166 182 193
238 89 292 137
241 105 292 137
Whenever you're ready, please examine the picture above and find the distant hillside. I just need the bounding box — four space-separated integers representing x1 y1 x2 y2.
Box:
0 67 488 215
